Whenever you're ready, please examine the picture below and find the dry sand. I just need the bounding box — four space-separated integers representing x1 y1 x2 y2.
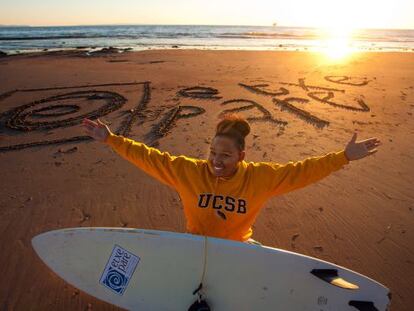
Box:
0 49 413 310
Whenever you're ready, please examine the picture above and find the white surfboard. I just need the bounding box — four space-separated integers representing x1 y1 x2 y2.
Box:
32 227 391 311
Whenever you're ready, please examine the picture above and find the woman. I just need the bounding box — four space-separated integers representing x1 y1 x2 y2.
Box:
81 115 380 244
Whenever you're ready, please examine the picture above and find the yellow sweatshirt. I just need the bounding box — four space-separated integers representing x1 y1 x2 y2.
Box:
105 133 350 242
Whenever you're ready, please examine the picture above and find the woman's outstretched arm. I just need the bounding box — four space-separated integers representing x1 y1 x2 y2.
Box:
81 118 197 189
254 132 381 197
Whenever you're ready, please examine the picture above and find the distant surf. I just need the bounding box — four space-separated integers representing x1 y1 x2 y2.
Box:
1 25 413 54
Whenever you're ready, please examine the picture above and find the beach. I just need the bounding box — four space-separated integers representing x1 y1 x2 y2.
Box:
0 49 413 310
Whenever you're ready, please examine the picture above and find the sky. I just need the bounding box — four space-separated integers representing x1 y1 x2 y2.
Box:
0 0 413 29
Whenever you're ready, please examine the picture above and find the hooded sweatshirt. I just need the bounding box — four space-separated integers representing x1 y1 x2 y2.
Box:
105 133 350 242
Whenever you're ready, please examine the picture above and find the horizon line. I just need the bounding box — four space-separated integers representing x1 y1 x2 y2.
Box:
1 23 413 31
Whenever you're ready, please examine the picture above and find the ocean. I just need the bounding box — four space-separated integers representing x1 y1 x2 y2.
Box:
0 25 413 54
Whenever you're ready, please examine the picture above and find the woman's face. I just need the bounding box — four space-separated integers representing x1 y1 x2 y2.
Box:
208 136 245 177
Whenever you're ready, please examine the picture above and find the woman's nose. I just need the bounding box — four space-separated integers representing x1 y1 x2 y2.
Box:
213 157 222 164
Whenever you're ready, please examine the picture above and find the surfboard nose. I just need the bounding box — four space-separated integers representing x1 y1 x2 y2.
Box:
31 232 47 257
32 229 58 248
31 228 77 264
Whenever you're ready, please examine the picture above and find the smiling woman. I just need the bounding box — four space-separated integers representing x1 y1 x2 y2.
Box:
81 113 380 242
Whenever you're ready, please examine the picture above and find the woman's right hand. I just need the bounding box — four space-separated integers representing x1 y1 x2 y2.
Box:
82 118 112 143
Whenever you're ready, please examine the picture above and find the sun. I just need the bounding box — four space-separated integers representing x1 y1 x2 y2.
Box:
319 14 356 62
313 4 360 62
319 26 355 61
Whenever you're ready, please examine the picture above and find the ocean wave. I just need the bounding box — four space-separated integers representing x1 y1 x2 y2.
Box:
0 33 209 41
0 35 114 41
218 32 318 39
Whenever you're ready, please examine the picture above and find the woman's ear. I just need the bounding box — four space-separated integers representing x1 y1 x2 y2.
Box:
239 150 246 161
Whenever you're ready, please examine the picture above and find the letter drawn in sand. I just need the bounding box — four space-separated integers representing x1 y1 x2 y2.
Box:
324 76 370 86
279 78 346 92
148 105 206 143
177 86 222 99
219 99 287 127
272 97 330 129
307 91 369 111
238 83 289 97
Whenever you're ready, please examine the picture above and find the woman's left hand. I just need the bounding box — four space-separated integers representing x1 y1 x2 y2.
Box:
344 132 381 161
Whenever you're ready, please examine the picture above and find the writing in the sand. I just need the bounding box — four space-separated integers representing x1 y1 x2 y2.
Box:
111 248 131 273
0 76 372 153
277 78 370 112
236 77 370 130
198 193 247 214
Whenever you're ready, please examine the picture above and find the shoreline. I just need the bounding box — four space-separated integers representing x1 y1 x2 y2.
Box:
2 45 414 57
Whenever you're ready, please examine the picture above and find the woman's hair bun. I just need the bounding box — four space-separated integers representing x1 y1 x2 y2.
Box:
216 114 250 138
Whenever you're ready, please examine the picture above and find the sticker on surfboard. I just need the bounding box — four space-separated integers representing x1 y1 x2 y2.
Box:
99 245 140 295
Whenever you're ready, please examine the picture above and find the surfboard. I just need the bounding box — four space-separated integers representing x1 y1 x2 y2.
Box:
31 227 391 311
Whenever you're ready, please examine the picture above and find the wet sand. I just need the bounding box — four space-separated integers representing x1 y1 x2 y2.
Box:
0 49 413 310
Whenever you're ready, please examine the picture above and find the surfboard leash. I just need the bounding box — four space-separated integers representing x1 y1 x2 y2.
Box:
188 236 211 311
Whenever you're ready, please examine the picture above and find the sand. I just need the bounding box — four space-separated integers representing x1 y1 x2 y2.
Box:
0 49 413 310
